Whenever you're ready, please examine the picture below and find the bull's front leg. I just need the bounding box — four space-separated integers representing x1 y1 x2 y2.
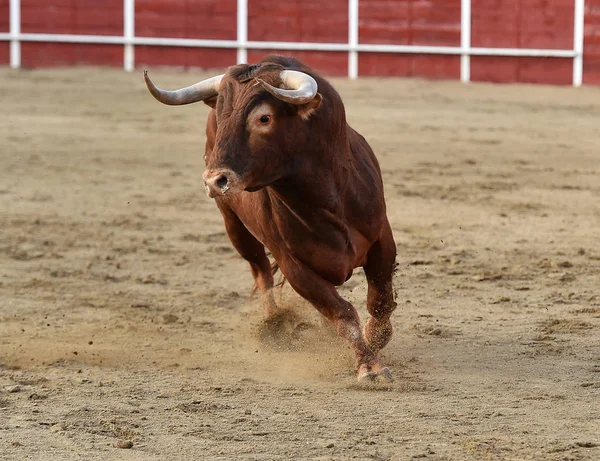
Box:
363 221 397 355
275 254 393 382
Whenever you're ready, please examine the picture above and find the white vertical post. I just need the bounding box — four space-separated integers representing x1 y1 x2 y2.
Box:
124 0 135 71
573 0 585 86
9 0 21 69
460 0 471 83
348 0 359 79
237 0 248 63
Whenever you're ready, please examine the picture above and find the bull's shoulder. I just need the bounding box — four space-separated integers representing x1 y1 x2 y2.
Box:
342 126 387 237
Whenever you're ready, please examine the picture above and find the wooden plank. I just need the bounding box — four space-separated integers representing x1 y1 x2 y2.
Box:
0 41 8 64
136 46 236 70
359 53 460 79
136 0 236 39
472 0 574 49
248 0 347 43
21 1 122 35
20 42 123 67
471 56 572 84
247 50 348 76
359 0 461 46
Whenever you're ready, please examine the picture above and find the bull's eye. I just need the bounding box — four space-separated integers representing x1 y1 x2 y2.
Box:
259 115 271 124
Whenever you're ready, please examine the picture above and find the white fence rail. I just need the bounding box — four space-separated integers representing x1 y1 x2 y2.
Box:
1 0 586 86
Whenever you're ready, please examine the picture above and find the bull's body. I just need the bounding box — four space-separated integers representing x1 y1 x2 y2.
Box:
208 116 388 287
146 55 397 381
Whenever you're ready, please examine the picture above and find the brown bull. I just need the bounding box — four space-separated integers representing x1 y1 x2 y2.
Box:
144 55 397 382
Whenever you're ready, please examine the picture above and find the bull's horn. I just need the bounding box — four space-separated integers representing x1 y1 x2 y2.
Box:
144 70 224 106
256 70 318 105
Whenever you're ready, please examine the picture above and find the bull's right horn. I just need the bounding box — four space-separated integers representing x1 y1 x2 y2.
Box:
256 70 318 105
144 71 224 106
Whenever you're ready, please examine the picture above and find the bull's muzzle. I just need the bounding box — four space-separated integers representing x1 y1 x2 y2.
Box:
203 169 243 198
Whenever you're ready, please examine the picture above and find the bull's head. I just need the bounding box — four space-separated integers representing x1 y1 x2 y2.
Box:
144 62 323 198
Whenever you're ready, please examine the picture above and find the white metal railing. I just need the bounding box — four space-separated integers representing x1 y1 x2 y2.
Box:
460 0 471 83
124 0 134 72
1 0 587 86
237 0 248 65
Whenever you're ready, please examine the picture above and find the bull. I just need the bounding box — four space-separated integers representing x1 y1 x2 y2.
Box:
144 55 397 382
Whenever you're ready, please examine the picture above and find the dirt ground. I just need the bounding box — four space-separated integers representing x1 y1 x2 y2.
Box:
0 65 599 460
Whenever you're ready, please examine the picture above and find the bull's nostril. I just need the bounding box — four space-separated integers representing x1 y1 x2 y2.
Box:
215 175 229 191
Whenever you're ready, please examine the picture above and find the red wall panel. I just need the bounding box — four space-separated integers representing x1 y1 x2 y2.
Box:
359 53 460 79
21 0 123 35
248 0 348 43
0 0 8 32
247 50 347 76
136 46 236 70
19 0 123 67
2 0 599 86
0 0 6 64
357 0 460 78
584 0 600 85
471 56 572 85
472 0 574 49
21 43 123 67
359 0 461 46
471 0 575 85
136 0 236 40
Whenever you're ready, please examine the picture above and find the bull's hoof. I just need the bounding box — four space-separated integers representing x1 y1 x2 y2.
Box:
357 365 394 383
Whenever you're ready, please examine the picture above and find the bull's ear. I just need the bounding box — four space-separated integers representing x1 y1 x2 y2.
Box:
203 95 218 109
297 93 322 120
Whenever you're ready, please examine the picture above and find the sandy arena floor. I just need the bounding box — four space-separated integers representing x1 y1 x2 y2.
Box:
0 66 599 460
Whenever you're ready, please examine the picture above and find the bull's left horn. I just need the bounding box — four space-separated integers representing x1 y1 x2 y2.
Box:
257 70 318 105
144 71 224 106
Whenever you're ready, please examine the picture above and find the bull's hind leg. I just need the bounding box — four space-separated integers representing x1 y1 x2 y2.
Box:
363 220 397 355
275 255 390 382
218 205 278 317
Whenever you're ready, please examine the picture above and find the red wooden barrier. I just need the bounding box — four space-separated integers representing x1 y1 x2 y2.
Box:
2 0 600 85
